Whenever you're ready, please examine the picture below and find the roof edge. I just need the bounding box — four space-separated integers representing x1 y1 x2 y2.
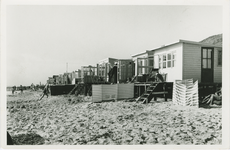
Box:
131 39 222 58
131 51 148 57
146 40 181 51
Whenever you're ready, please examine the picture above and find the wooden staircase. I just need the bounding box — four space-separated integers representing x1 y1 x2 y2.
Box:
87 85 92 96
67 84 85 96
136 82 169 104
129 75 137 83
67 84 78 96
75 84 84 96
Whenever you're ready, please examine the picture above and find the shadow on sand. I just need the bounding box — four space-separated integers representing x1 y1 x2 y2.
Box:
199 103 222 109
11 132 45 145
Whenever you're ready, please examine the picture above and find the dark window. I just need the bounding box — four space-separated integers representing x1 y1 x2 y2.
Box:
139 61 142 74
159 55 162 69
172 52 176 67
218 50 222 66
202 48 212 69
163 54 166 68
167 53 171 67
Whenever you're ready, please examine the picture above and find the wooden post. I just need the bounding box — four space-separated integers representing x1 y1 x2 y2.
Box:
84 84 87 96
139 86 140 97
137 59 139 76
164 83 167 101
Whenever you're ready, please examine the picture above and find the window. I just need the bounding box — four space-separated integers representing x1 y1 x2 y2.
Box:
218 50 222 66
100 64 106 76
202 48 212 69
139 60 142 74
163 54 166 68
159 55 162 69
148 56 154 72
167 53 172 67
158 52 176 69
145 59 148 74
172 52 176 67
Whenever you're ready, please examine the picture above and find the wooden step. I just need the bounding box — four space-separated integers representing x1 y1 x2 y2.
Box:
149 85 156 87
149 86 156 89
142 97 151 104
143 94 149 97
140 97 145 101
137 97 148 102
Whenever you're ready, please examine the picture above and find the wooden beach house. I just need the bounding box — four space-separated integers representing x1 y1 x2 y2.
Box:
98 58 117 82
132 39 222 83
98 57 134 83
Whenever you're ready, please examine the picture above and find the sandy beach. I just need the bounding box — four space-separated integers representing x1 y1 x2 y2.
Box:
7 90 222 145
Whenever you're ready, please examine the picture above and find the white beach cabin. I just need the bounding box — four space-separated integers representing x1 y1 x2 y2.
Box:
132 40 222 83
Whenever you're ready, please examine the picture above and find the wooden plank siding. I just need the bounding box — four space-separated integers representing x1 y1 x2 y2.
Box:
182 43 202 82
183 43 222 83
117 59 134 83
92 85 103 102
92 84 117 102
117 83 134 99
92 84 134 102
213 47 222 82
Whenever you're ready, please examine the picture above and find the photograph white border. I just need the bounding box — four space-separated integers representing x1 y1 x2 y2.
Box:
1 0 229 149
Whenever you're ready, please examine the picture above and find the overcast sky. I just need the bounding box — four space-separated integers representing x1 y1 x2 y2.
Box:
6 5 222 86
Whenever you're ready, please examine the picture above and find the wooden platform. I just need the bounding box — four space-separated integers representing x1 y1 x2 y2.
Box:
134 82 173 99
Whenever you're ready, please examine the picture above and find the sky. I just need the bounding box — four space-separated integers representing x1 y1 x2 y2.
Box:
5 4 222 86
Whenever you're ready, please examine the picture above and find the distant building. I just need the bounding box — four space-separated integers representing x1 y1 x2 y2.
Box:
47 77 55 84
71 69 81 84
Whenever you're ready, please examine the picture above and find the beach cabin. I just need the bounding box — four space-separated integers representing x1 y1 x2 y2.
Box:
80 65 98 83
132 40 222 83
132 51 155 75
71 69 81 84
47 77 55 84
63 73 72 84
98 58 134 83
98 58 117 82
56 74 63 84
115 59 134 83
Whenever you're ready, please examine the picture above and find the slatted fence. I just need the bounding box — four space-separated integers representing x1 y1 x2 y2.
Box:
92 83 134 102
172 79 199 107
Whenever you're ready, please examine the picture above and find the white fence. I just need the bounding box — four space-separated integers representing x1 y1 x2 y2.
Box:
172 79 199 107
92 83 134 102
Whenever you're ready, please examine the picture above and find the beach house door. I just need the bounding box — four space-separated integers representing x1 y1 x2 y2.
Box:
201 47 214 83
